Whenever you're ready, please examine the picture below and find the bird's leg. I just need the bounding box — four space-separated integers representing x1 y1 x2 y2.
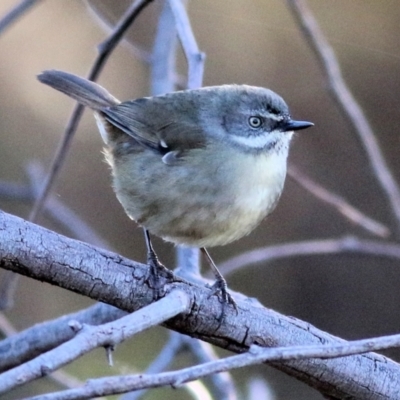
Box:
201 247 237 317
144 229 172 297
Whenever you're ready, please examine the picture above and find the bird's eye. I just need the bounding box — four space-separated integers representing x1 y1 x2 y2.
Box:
248 116 263 129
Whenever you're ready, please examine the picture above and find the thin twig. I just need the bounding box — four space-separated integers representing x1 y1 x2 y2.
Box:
0 303 126 373
25 333 400 400
0 0 47 311
0 313 84 390
26 162 110 248
167 0 205 90
216 235 400 278
0 181 31 200
0 290 190 395
49 370 82 390
120 331 184 400
0 177 109 249
182 336 237 400
287 0 400 233
0 0 42 35
288 165 390 238
151 0 178 95
29 0 154 222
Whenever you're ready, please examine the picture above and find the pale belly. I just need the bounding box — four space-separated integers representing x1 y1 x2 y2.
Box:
111 145 288 248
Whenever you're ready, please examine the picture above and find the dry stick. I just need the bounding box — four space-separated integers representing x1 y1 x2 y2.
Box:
0 290 190 395
0 181 32 200
0 312 84 390
182 336 237 400
168 0 205 90
0 178 109 249
0 310 82 390
0 0 46 311
26 162 110 249
0 303 126 373
288 165 390 238
2 210 400 399
217 235 400 279
3 235 399 375
29 0 154 223
151 0 179 95
86 1 152 64
0 0 155 311
287 0 400 233
119 331 184 400
25 334 400 400
0 0 42 34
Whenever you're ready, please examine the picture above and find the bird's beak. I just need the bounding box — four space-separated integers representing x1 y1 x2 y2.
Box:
282 120 314 132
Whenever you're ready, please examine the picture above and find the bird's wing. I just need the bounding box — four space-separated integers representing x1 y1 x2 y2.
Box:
101 98 207 160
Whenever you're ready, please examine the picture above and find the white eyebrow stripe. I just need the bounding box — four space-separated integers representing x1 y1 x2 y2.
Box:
230 131 274 149
269 114 284 121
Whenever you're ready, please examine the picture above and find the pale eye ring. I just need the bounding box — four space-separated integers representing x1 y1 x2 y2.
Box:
248 116 263 129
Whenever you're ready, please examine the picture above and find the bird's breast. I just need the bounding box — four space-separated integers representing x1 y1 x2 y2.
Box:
109 144 288 247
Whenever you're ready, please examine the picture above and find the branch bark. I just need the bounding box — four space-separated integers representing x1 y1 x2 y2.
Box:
1 209 400 399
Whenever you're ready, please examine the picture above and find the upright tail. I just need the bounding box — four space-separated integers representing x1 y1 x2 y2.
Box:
38 70 120 109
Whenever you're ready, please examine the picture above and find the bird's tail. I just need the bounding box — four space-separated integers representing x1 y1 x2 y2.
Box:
38 70 119 109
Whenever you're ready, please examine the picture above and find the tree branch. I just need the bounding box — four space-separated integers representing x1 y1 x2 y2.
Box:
287 0 400 233
29 0 154 222
1 209 400 398
288 165 390 238
25 335 400 400
0 290 189 394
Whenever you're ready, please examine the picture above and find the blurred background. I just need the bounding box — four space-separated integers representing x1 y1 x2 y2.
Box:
1 0 400 398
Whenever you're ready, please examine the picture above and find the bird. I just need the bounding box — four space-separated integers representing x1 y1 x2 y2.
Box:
38 70 313 311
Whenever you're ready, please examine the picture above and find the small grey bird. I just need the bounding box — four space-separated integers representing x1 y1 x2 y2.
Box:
38 70 313 309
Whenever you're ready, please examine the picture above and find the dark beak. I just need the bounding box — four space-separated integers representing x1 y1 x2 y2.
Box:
281 120 314 132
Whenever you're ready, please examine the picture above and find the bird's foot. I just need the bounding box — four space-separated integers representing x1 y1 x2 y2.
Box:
146 252 172 300
208 277 238 320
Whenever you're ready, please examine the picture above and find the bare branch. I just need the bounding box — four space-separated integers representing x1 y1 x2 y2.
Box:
182 336 237 400
26 162 110 248
168 0 205 89
120 331 184 400
287 0 400 232
0 178 109 249
0 290 190 394
0 303 125 372
288 165 390 238
28 0 154 222
1 210 400 398
151 0 179 95
25 334 400 400
48 370 82 390
217 236 400 278
0 311 83 389
0 0 42 35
